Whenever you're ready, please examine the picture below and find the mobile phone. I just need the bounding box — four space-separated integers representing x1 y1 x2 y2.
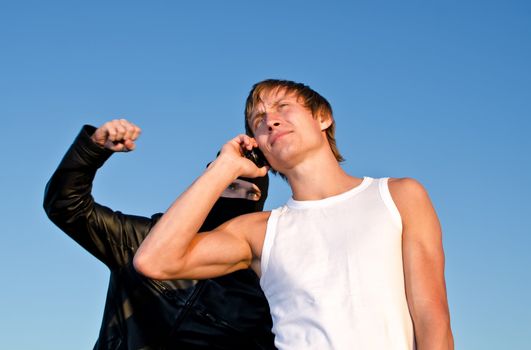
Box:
243 147 269 168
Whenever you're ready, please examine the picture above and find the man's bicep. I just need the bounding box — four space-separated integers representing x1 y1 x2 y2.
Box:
170 228 253 280
134 212 267 281
390 178 450 322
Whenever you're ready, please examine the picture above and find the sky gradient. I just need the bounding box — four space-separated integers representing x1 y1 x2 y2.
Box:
1 1 530 349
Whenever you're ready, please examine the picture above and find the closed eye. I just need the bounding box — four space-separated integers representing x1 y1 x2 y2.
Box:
252 113 265 130
276 100 290 110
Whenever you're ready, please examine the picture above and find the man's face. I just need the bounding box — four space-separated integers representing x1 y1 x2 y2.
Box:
248 89 329 172
221 179 261 201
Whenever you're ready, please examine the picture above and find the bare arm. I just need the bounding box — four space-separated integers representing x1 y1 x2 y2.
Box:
134 135 268 280
389 178 454 350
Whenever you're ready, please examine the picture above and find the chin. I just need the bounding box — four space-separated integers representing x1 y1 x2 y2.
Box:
271 157 297 175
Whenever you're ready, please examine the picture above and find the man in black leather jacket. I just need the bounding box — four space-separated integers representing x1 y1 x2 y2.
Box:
43 119 275 349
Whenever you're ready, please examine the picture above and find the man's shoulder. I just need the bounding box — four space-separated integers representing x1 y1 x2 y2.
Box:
387 177 433 218
219 211 271 263
388 177 429 199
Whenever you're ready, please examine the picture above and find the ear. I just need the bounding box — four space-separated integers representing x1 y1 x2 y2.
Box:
319 113 333 131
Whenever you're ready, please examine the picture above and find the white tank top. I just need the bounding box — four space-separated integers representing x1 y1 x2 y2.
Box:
260 177 415 350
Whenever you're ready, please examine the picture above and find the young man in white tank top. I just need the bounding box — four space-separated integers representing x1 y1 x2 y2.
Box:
135 80 454 349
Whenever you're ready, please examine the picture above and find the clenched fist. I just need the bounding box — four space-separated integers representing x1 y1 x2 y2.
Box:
91 119 142 152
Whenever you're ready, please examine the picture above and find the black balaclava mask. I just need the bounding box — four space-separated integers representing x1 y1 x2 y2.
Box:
199 173 269 232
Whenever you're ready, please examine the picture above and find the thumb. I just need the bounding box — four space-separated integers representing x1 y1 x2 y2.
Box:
254 165 269 178
105 140 131 152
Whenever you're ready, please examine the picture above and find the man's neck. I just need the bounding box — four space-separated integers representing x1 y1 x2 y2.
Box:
285 150 363 201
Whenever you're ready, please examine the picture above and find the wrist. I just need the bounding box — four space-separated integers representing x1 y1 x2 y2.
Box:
75 125 114 167
89 135 106 150
207 154 242 180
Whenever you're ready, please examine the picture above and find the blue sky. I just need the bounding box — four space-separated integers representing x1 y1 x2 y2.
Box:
1 1 530 348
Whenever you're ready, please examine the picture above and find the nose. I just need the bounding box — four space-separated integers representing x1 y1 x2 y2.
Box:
266 113 281 131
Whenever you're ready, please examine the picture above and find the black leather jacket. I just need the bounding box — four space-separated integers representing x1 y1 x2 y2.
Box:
43 125 275 350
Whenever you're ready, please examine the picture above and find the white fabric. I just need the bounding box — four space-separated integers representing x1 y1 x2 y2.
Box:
260 177 415 350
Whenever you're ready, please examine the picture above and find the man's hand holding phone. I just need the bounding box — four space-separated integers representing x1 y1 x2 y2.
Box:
243 147 269 168
217 134 269 179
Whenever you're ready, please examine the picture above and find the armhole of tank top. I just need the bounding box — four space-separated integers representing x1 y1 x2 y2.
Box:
260 208 280 278
379 178 403 231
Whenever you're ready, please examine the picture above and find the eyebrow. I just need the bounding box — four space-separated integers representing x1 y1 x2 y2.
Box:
270 98 289 109
250 110 265 122
250 98 289 121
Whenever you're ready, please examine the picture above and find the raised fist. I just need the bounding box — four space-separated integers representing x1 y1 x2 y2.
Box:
91 119 142 152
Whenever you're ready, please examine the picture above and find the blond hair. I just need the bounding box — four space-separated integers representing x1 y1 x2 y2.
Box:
244 79 344 164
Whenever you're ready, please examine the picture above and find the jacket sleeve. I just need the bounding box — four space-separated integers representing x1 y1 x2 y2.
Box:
43 125 161 269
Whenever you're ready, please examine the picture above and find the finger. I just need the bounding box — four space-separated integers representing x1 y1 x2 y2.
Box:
105 121 119 142
243 160 269 178
226 135 247 152
119 119 137 140
131 126 142 141
237 134 254 150
105 121 122 142
244 135 253 149
256 165 269 177
101 121 116 138
103 137 120 150
116 124 127 141
246 136 259 150
107 129 117 142
114 142 130 152
123 139 136 151
108 126 125 143
118 118 131 127
231 134 246 145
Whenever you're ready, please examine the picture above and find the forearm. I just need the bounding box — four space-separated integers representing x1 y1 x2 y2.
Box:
414 309 454 350
408 260 454 349
44 125 111 218
408 260 453 350
134 156 240 279
43 124 154 267
44 125 114 239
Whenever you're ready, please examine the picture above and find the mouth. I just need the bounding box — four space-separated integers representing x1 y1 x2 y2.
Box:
270 131 291 146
